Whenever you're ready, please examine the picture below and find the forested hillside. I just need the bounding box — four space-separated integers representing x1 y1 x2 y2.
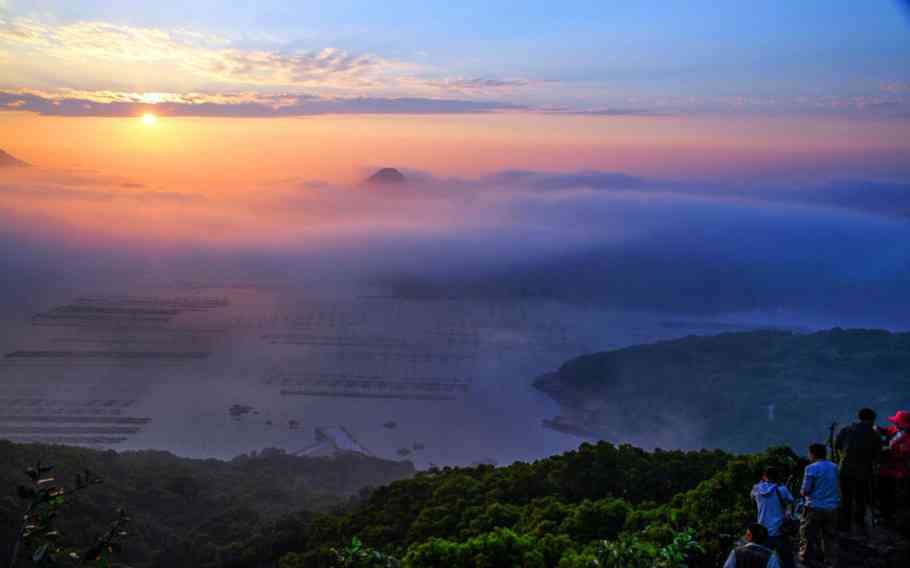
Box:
253 442 910 568
227 443 795 567
0 442 413 567
535 329 910 452
5 440 909 567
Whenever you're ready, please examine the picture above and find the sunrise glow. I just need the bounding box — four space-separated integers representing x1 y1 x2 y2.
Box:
0 4 909 564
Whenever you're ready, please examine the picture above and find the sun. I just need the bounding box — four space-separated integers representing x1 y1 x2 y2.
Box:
141 113 157 126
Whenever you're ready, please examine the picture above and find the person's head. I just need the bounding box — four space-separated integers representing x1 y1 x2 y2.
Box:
887 410 910 432
809 443 828 461
745 522 769 545
762 466 781 484
858 408 877 423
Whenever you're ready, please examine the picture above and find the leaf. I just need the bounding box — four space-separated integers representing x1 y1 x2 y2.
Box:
33 543 49 563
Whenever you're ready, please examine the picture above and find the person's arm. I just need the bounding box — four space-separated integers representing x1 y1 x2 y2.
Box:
800 469 814 497
723 550 737 568
835 427 847 452
782 486 794 503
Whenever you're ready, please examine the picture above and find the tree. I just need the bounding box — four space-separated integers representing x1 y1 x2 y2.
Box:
9 460 129 567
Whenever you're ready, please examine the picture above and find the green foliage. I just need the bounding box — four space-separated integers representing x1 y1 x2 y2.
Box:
322 442 727 556
559 529 703 568
0 441 414 568
263 444 802 568
331 537 400 568
398 527 703 568
557 498 629 544
9 460 129 568
5 439 810 568
402 528 546 568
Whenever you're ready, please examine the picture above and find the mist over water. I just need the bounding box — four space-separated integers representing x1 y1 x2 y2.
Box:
2 167 909 466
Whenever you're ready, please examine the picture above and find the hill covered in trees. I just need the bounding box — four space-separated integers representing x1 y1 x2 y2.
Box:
232 441 910 568
243 442 910 568
0 442 413 567
6 441 909 567
535 328 910 452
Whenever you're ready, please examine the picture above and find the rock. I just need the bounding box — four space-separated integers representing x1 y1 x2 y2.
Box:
366 168 405 185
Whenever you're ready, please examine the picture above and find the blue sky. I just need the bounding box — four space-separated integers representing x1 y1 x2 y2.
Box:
3 0 908 111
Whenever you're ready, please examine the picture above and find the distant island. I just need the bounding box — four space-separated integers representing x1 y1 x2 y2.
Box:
0 148 30 167
366 167 406 185
535 328 910 453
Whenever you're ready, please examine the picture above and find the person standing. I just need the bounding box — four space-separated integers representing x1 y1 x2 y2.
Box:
751 466 795 568
723 523 782 568
834 408 882 532
878 410 910 528
799 443 839 567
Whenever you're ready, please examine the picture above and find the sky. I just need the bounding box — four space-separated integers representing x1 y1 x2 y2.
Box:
0 1 909 459
0 0 907 309
0 1 908 183
0 1 909 182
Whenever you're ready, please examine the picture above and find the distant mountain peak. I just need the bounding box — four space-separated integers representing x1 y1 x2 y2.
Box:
366 167 406 185
0 148 30 168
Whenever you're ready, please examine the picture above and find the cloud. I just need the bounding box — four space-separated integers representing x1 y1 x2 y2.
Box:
0 17 542 103
473 170 910 219
0 168 202 203
2 164 910 331
412 77 538 95
0 87 679 118
540 107 672 117
882 82 910 94
0 18 411 90
0 89 520 116
6 17 907 118
485 170 649 191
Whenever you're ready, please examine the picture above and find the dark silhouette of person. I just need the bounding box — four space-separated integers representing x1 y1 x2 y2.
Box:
834 408 881 532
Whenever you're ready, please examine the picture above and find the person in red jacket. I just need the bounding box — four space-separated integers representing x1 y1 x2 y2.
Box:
877 410 910 527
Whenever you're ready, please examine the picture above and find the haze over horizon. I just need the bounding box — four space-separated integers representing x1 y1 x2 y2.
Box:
1 0 909 466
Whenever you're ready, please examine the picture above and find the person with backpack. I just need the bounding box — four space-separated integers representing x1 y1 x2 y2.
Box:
834 407 882 533
878 409 910 528
723 523 782 568
799 443 839 567
751 466 795 568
